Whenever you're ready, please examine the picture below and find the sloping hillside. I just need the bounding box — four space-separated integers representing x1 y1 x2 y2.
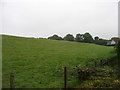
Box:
2 35 116 88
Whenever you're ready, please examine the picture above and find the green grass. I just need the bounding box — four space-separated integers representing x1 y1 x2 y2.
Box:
2 35 116 88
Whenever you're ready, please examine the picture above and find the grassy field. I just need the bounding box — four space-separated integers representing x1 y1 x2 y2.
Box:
2 35 116 88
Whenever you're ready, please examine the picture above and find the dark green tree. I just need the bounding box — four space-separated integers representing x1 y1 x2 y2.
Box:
94 36 99 40
64 34 74 41
115 40 120 78
75 34 84 42
94 36 99 44
83 33 93 43
115 40 120 60
48 34 63 40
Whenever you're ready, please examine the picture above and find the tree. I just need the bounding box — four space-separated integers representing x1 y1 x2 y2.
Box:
64 34 74 41
94 36 100 44
83 33 93 43
94 36 99 41
115 40 120 75
115 40 120 60
48 34 63 40
75 34 84 42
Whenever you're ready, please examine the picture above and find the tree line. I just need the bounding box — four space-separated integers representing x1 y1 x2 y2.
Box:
48 32 108 45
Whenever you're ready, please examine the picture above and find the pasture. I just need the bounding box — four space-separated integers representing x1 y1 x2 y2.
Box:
2 35 116 88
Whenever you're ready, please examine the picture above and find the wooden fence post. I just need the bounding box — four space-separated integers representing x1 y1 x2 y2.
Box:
10 73 14 89
64 67 67 90
94 61 96 67
100 60 103 66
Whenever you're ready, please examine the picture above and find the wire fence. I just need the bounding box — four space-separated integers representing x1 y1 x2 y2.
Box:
9 58 117 89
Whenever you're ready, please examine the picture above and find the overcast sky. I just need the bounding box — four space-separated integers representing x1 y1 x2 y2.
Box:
1 0 120 39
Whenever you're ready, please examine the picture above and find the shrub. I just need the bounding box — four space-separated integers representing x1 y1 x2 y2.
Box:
115 40 120 59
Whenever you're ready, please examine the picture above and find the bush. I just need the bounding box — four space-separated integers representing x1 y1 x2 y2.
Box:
64 34 74 41
48 34 63 40
115 40 120 59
